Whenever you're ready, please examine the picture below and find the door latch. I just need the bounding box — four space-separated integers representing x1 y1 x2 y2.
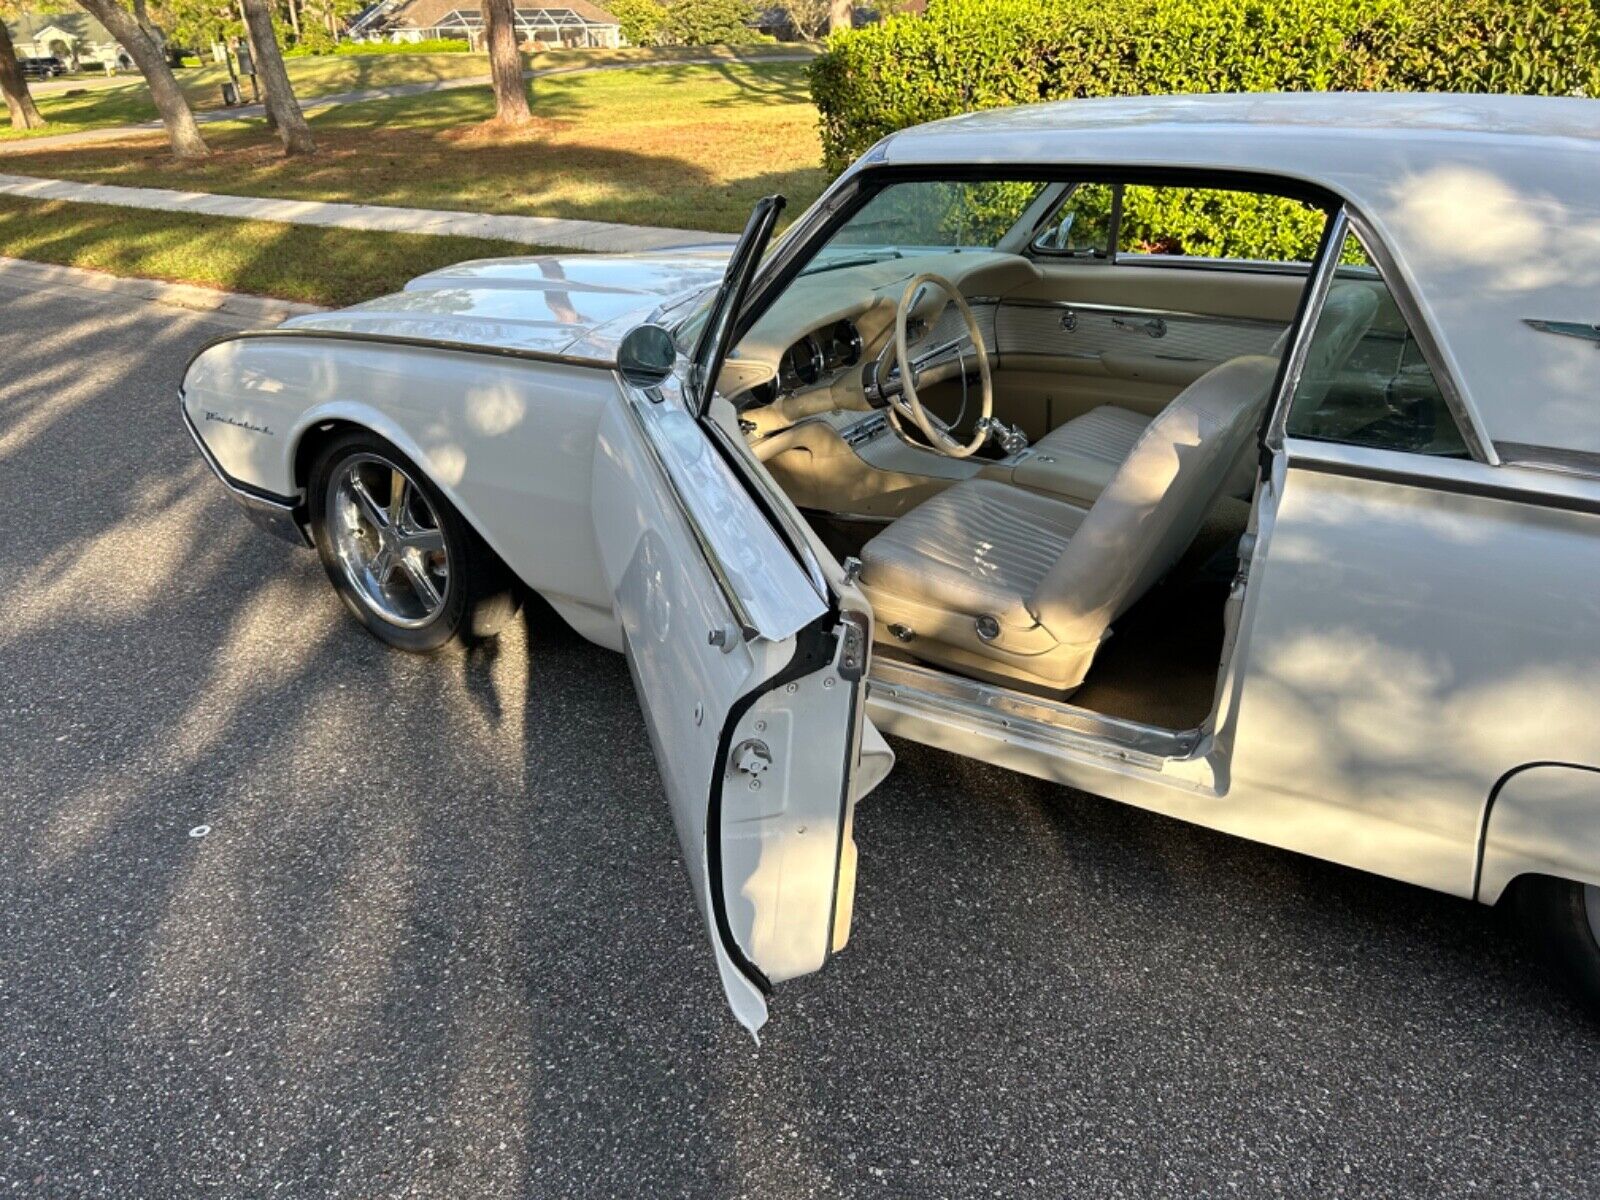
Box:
732 739 772 776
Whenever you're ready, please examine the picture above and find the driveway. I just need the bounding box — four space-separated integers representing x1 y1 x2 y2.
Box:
1 275 1597 1197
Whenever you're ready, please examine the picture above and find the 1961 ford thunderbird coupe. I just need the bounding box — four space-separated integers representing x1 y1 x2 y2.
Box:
182 93 1600 1032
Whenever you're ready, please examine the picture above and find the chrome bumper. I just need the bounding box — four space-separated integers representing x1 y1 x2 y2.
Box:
180 394 312 548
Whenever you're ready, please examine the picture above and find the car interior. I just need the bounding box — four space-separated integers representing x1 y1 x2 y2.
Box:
706 174 1454 735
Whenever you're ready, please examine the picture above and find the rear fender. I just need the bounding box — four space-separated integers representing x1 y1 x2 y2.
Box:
1476 763 1600 904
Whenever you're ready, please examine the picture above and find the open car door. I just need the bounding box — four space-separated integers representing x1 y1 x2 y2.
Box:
591 198 892 1036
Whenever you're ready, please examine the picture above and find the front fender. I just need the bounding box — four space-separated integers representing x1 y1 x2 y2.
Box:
1476 763 1600 904
184 334 621 622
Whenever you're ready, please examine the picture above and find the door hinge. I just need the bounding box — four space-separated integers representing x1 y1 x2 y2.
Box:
837 611 868 682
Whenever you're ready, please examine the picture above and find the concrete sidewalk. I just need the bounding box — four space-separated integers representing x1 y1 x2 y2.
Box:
0 172 734 253
0 53 813 156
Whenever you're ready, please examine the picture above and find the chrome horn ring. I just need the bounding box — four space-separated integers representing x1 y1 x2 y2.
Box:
327 454 449 629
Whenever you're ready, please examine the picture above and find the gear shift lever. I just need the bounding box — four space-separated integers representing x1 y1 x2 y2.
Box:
977 417 1030 457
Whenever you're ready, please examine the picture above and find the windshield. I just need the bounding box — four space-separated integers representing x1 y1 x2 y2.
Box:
800 180 1048 275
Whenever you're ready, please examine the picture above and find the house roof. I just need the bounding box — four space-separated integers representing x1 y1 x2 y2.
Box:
3 9 119 49
386 0 619 30
867 91 1600 459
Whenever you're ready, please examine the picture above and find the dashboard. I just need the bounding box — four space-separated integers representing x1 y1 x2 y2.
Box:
722 250 1041 427
779 319 863 392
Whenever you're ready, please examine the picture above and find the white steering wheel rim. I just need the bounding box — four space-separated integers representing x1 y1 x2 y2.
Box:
889 272 994 459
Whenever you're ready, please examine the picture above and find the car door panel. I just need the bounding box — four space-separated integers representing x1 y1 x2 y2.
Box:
593 377 879 1036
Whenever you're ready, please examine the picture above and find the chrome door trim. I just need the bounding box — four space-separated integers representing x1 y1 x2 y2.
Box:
702 415 832 600
1284 437 1600 518
616 382 763 640
1495 442 1600 482
996 296 1288 330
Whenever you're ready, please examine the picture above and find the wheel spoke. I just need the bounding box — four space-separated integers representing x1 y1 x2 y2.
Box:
387 469 410 528
348 473 389 531
371 546 399 587
401 555 443 611
404 527 445 555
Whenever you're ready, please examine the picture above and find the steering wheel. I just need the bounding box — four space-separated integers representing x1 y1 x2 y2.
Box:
881 272 994 459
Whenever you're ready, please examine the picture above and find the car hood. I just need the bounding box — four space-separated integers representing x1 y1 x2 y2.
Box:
281 251 731 362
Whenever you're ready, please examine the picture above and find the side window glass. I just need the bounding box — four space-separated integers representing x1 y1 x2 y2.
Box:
1284 230 1467 457
1031 182 1114 258
1118 185 1326 264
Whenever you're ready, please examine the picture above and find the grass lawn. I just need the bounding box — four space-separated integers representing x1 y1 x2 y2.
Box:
0 195 547 306
0 61 830 233
0 52 500 142
0 44 816 142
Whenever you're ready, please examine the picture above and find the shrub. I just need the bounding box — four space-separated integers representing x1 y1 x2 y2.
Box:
660 0 758 45
286 38 473 57
810 0 1600 172
611 0 669 46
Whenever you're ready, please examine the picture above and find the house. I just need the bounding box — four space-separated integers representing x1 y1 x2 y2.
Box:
349 0 622 49
3 9 130 68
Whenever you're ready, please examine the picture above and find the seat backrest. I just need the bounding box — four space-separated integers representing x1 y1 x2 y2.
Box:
1029 355 1280 646
1280 281 1381 418
1269 283 1381 409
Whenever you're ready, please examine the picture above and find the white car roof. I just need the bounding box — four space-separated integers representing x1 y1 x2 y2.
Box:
877 93 1600 462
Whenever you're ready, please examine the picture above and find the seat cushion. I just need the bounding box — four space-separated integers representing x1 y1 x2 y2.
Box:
1014 406 1152 506
860 478 1087 632
1038 404 1151 461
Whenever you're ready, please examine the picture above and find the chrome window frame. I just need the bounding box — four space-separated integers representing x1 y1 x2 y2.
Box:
1024 180 1323 274
1262 207 1490 465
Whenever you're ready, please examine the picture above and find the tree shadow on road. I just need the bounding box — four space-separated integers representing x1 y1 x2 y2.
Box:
3 284 1599 1199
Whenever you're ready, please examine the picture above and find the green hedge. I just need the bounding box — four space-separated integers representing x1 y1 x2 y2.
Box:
811 0 1600 173
285 38 473 58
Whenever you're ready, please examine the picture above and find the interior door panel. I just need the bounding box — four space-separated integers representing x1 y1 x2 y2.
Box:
988 261 1304 435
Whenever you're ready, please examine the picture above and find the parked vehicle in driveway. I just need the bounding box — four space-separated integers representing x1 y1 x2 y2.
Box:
181 92 1600 1032
19 56 66 79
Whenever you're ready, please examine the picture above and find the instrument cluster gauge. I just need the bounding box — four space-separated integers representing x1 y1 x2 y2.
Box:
823 320 863 371
778 334 824 392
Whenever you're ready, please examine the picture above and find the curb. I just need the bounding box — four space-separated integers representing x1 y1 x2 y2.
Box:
0 256 324 323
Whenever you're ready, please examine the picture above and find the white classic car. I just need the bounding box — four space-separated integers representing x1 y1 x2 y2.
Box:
182 93 1600 1032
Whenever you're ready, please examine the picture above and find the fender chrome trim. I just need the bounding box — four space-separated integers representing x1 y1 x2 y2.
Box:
181 393 312 547
182 325 618 378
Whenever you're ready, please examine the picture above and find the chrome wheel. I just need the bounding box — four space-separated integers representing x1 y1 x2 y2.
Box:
327 455 449 629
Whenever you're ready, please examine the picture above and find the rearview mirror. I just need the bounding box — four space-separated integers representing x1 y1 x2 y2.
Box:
618 324 678 389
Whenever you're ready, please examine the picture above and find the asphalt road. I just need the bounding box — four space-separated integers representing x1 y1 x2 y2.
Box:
2 278 1598 1199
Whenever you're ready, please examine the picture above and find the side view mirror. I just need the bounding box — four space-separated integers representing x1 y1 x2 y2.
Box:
618 323 678 389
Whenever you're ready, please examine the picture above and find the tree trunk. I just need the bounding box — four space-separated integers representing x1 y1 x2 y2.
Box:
75 0 209 156
0 19 46 130
240 0 315 154
828 0 852 34
286 0 300 41
483 0 531 125
130 0 166 51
